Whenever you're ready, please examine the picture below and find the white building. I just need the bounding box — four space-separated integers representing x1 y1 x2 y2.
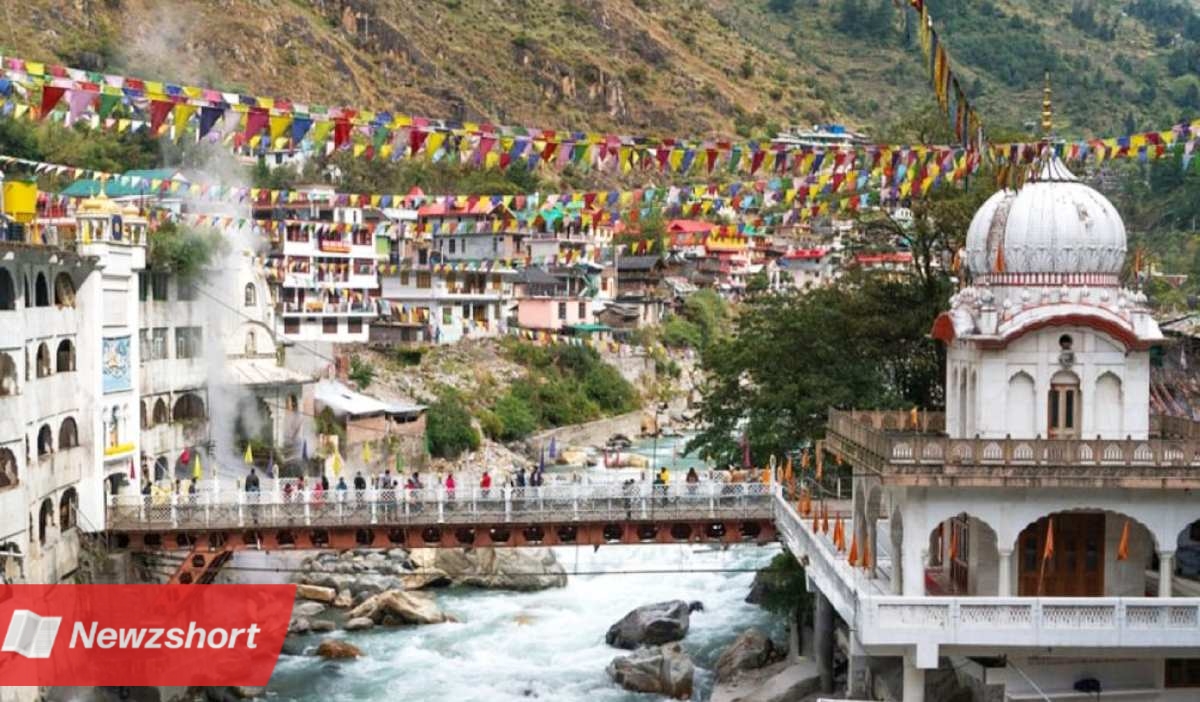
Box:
787 154 1200 701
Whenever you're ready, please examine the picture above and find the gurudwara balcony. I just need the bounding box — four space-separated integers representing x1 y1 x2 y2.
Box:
825 410 1200 488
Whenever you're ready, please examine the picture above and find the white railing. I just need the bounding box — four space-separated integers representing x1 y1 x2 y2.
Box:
108 479 778 531
773 492 1200 656
861 597 1200 650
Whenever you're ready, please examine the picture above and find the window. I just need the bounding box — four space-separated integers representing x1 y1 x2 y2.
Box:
578 302 587 320
34 273 49 307
55 340 75 372
149 328 168 360
442 307 453 325
448 239 456 254
153 398 169 425
492 237 499 253
35 343 51 378
0 448 17 490
323 318 339 334
417 272 432 289
244 331 256 356
1166 660 1200 688
284 318 300 334
58 417 78 450
37 425 53 457
53 273 75 307
1048 371 1081 439
175 327 203 360
400 270 410 286
558 302 567 320
59 488 78 530
150 273 169 301
0 268 14 310
492 274 502 291
348 318 363 333
172 393 206 422
244 283 257 307
0 353 14 397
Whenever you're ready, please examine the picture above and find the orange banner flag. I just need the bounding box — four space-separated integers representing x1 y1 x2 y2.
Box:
848 532 859 566
1117 519 1130 561
1043 518 1055 560
833 514 844 552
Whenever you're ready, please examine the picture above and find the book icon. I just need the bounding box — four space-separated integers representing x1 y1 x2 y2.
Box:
2 610 62 659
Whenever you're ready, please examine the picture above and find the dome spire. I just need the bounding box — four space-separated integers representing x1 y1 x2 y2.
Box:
1041 71 1054 138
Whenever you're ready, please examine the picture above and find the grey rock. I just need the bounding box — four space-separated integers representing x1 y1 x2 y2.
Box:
343 616 375 631
293 601 327 618
288 617 311 635
309 620 337 633
606 601 690 649
715 628 780 682
348 589 454 626
606 643 694 699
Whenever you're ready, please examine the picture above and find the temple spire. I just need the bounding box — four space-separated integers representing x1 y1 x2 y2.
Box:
1041 71 1054 138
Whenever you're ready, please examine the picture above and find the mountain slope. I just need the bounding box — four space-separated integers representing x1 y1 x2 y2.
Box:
2 0 1198 141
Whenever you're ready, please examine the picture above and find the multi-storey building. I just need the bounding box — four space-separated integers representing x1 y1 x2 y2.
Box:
264 186 379 343
786 155 1200 701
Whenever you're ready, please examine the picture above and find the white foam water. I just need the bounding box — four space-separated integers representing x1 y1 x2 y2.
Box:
268 543 783 701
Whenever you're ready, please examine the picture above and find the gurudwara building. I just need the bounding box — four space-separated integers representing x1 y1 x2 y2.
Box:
788 152 1200 700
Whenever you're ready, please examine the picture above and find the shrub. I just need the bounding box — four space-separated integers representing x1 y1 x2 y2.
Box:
662 316 703 349
492 393 538 441
426 392 480 459
348 355 375 390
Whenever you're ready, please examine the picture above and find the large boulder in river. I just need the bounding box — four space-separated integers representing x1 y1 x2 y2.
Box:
347 589 455 626
315 638 361 660
292 601 326 618
606 600 691 649
606 643 694 699
296 584 336 604
715 628 781 682
410 547 567 591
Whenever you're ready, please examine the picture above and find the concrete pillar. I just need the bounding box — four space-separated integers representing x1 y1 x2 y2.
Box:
814 590 835 693
1159 551 1175 598
902 528 926 596
868 520 878 579
903 655 926 702
998 547 1013 597
847 634 870 699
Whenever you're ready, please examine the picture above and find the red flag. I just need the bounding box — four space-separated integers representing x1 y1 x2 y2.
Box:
148 99 174 134
39 86 66 119
244 107 269 141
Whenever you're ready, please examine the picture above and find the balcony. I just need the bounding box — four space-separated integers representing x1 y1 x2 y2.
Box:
825 409 1200 488
772 494 1200 666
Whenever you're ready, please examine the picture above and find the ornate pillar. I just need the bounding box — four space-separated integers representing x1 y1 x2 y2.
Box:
902 525 926 596
1159 551 1175 598
998 547 1013 597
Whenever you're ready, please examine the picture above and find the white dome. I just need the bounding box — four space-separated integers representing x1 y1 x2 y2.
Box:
965 157 1126 276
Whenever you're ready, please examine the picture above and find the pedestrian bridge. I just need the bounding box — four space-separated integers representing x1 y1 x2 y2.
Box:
106 479 779 556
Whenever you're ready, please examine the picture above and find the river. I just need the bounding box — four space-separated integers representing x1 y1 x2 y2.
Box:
266 436 785 701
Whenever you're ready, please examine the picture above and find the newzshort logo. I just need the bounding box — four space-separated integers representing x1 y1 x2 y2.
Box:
2 609 264 658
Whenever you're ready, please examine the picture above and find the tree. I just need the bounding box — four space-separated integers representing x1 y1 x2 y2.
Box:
426 391 480 459
752 551 813 655
348 355 376 391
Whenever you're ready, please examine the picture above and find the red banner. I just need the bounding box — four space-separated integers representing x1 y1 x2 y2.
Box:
0 584 294 686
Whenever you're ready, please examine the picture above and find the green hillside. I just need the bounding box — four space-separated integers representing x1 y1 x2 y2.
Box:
3 0 1200 142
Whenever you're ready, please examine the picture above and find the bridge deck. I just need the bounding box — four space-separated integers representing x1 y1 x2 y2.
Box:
107 481 779 550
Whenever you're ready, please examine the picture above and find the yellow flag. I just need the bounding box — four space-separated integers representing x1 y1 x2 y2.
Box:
192 453 202 481
362 442 373 463
244 443 254 465
332 451 344 477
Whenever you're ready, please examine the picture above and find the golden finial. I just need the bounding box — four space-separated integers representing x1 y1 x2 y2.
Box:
1041 71 1053 138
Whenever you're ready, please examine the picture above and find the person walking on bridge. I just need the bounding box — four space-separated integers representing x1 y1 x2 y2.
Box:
336 476 348 501
445 472 457 509
480 470 492 500
354 471 367 504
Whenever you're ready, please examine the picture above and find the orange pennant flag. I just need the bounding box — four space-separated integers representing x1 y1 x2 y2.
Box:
812 508 820 533
848 532 859 566
834 514 845 552
1043 518 1055 561
1117 519 1130 561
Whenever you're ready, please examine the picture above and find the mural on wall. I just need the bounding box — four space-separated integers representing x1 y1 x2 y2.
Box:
102 336 131 394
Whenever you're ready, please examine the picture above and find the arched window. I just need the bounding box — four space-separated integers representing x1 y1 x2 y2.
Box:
0 448 17 490
36 425 53 457
0 353 16 397
1006 371 1037 439
35 343 51 378
1049 370 1081 439
23 275 30 308
38 498 54 545
0 268 14 310
58 417 78 450
244 330 256 356
173 393 206 422
244 283 257 307
56 339 75 372
1095 372 1123 438
59 488 78 530
53 273 75 307
153 456 169 482
153 398 170 425
34 273 49 307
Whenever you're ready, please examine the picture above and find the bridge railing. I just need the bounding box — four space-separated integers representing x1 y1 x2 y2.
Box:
107 480 778 531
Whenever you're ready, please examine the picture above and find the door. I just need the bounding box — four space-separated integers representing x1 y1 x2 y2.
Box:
1018 513 1105 596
